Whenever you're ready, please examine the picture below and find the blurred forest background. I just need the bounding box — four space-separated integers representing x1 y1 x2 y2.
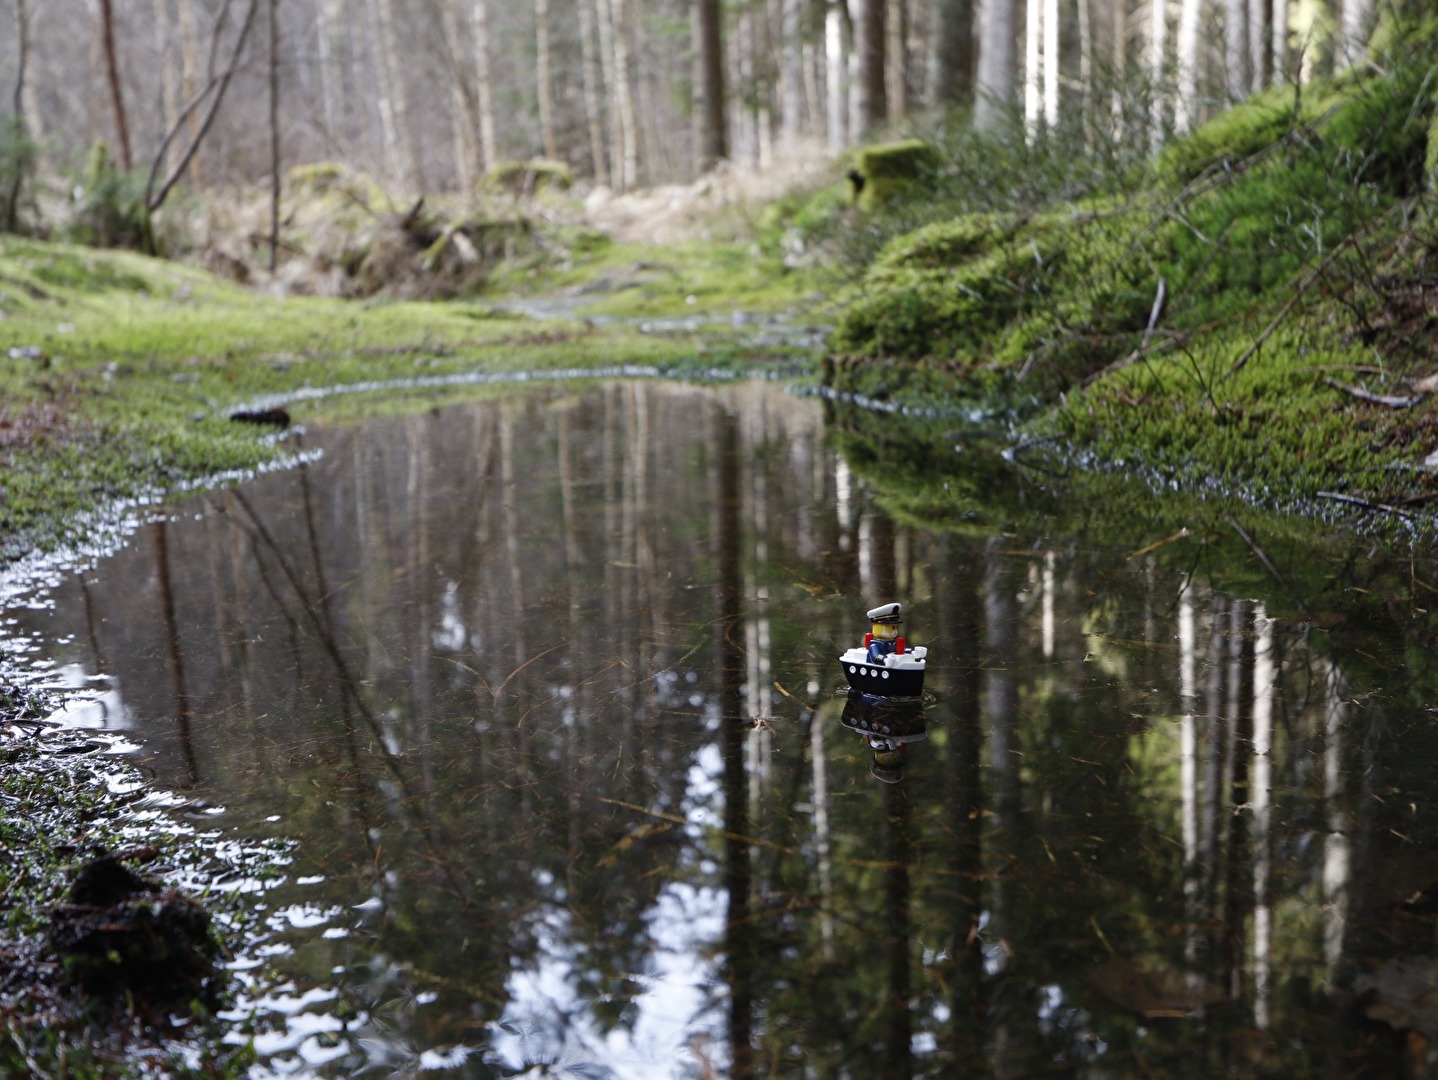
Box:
1 0 1383 223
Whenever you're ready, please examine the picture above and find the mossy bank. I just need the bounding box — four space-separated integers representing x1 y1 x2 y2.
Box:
818 17 1438 532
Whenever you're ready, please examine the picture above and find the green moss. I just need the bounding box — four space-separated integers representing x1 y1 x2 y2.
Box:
486 159 575 196
852 139 942 212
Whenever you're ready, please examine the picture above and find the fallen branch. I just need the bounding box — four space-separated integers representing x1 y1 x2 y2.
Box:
1321 376 1422 408
1315 491 1414 518
1228 519 1288 589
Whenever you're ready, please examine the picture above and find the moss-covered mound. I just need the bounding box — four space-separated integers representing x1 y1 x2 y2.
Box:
826 20 1438 520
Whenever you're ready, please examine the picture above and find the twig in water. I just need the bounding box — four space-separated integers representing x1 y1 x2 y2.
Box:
1228 519 1288 589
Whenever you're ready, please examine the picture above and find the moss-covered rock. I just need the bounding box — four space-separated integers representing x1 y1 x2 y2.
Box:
850 140 942 212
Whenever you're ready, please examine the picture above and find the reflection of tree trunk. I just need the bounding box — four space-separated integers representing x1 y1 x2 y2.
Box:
940 536 986 1059
983 534 1021 1064
715 406 754 1076
1250 605 1274 1029
155 519 198 786
882 779 913 1078
1222 600 1252 1002
1322 661 1350 986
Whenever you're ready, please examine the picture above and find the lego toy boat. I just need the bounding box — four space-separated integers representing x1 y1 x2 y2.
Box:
838 601 927 699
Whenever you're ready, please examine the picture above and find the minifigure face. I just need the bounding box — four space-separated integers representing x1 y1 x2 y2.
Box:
872 621 899 642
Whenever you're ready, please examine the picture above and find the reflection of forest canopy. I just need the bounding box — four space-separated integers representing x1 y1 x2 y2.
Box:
25 382 1438 1075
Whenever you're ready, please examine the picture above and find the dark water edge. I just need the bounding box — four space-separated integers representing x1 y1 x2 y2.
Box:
5 378 1438 1078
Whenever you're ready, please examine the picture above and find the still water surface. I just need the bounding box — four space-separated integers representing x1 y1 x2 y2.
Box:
10 379 1438 1078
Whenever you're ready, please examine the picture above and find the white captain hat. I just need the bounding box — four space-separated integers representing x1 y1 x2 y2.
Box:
867 602 902 623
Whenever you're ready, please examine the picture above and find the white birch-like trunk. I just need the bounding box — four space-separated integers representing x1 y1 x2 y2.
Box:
1025 0 1042 134
1043 0 1059 128
1175 0 1201 131
1271 0 1287 84
315 0 341 149
1151 0 1168 148
177 0 202 183
1225 0 1249 99
976 0 1017 130
1247 0 1267 92
471 0 498 172
1339 0 1374 69
825 0 847 150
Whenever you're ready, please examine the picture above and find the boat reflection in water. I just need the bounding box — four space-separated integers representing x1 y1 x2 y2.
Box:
840 695 928 784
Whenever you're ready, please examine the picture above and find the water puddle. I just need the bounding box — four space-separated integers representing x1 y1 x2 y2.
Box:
6 379 1438 1076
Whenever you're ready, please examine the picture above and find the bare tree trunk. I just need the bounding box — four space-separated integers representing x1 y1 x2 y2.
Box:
5 0 30 232
927 0 975 107
364 0 401 185
1339 0 1373 69
1024 0 1041 132
153 0 179 175
536 0 558 160
1043 0 1058 127
853 0 886 138
98 0 134 170
1175 0 1201 131
1247 0 1270 92
975 0 1016 130
595 0 623 183
470 0 498 171
267 0 280 273
317 0 342 150
441 0 476 190
696 0 728 170
1151 0 1168 148
376 0 422 189
780 0 804 151
580 0 610 183
611 0 638 189
885 0 906 124
824 1 846 150
1271 0 1287 83
178 0 204 186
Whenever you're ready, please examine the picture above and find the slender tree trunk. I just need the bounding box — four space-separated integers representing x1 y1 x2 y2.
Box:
98 0 134 170
441 0 476 190
1175 0 1201 131
780 0 804 150
975 0 1017 129
595 0 624 184
1043 0 1058 128
536 0 558 160
1271 0 1287 83
927 0 975 106
580 0 610 182
1077 0 1092 132
177 0 204 186
1247 0 1269 92
1151 0 1168 148
853 0 886 138
1339 0 1373 69
364 0 401 185
611 0 638 188
470 0 498 171
1025 0 1041 132
886 0 907 124
825 0 848 149
376 0 422 189
153 0 178 175
267 0 280 273
316 0 340 150
5 0 30 232
696 0 728 169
